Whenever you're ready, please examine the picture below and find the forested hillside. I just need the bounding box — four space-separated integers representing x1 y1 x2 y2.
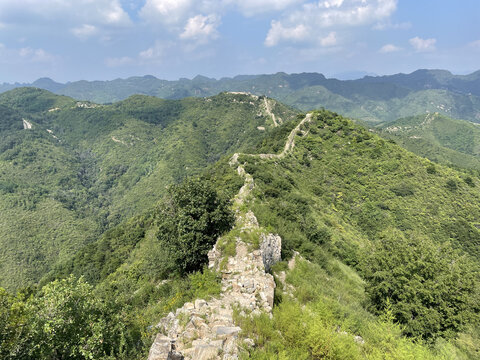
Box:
2 91 480 358
217 109 480 358
0 88 295 290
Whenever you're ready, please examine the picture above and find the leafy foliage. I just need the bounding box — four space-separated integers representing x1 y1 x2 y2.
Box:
1 177 231 358
0 276 137 359
361 229 480 341
160 178 234 274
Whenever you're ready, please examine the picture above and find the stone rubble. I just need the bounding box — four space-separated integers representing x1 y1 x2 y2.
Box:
148 216 281 360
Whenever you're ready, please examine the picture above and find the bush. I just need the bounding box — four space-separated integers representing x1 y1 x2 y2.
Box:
446 179 457 191
1 276 136 359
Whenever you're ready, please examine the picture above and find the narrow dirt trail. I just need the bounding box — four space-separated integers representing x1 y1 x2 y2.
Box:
263 97 279 127
230 112 313 204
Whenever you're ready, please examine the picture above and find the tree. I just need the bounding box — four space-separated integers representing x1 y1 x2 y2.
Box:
160 177 234 274
0 288 30 359
27 276 126 359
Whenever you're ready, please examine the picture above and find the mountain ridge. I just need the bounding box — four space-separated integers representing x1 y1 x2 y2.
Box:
2 69 479 123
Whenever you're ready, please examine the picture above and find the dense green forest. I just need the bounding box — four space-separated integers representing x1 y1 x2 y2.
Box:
0 88 295 290
2 89 480 358
2 69 480 123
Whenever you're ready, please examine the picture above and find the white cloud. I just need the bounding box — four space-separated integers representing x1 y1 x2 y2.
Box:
469 40 480 49
0 1 130 25
140 0 195 25
265 0 397 46
226 0 303 16
0 0 131 42
0 44 56 64
293 0 397 28
21 47 54 62
138 41 172 63
140 0 222 47
265 21 308 46
320 32 337 47
373 20 411 30
180 14 220 44
141 0 303 22
319 0 345 9
71 24 98 40
409 36 436 52
379 43 401 53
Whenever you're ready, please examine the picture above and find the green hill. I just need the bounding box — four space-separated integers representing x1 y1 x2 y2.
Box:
2 92 480 358
0 88 295 290
377 113 480 171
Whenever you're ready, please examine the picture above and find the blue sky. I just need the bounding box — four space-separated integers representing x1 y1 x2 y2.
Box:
0 0 478 82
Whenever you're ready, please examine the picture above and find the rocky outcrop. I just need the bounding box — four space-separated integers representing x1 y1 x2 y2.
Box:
260 233 281 272
22 118 32 129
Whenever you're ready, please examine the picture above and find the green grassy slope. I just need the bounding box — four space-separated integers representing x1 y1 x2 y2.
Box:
0 88 296 290
225 110 480 357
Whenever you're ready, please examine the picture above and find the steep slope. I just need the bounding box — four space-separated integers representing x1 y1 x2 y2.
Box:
377 113 480 171
145 109 480 358
0 88 295 290
221 110 480 358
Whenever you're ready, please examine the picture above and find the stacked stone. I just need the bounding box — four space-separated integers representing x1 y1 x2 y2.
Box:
148 154 283 360
148 233 281 360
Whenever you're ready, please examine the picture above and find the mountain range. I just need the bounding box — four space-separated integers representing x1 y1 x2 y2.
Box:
2 69 480 123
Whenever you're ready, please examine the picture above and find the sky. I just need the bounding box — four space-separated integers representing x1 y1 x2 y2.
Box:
0 0 479 83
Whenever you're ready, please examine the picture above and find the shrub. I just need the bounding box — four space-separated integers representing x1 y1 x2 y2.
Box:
446 179 457 191
361 229 480 341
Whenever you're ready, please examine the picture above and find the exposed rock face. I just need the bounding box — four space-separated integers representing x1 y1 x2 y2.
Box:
148 220 281 360
22 118 32 129
260 233 281 272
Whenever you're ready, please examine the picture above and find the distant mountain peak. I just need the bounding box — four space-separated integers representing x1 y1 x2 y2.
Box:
31 77 65 92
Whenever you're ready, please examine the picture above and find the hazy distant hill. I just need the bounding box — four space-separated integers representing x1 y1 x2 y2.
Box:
2 69 480 123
